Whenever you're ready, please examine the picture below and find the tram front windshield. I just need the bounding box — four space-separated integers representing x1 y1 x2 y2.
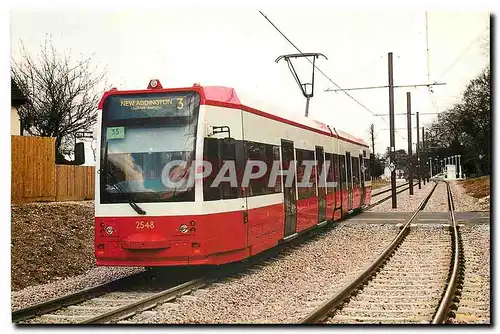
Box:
100 91 200 203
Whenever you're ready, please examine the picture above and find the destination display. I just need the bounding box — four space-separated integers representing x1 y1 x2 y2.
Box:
104 92 199 120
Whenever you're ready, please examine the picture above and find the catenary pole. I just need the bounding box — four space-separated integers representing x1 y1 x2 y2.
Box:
416 112 421 189
388 52 397 208
406 92 414 195
422 127 426 185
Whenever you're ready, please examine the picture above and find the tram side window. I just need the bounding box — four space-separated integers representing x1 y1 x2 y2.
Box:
223 139 243 199
296 149 317 200
246 141 267 196
203 138 242 201
243 141 282 197
339 155 346 190
266 145 282 194
352 157 360 186
203 138 221 201
364 158 371 181
325 153 335 194
333 154 340 187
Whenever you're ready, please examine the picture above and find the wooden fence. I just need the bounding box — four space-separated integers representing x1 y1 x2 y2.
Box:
11 136 95 204
56 165 95 201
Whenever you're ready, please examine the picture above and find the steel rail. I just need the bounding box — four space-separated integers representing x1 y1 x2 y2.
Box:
366 182 418 210
431 181 462 324
12 271 151 323
79 277 208 324
300 181 438 324
371 181 410 197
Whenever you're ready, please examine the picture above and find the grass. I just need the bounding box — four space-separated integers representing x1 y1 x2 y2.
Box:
458 175 490 199
371 179 390 190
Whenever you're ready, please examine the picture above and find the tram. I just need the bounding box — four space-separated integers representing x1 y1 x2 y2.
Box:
95 79 372 267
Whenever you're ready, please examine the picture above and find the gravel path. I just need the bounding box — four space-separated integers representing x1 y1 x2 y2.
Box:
11 266 144 311
125 223 401 324
450 181 490 212
369 182 435 212
452 224 490 324
422 182 449 212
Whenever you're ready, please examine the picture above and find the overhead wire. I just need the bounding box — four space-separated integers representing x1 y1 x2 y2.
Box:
424 12 439 117
438 30 487 79
423 20 487 122
258 10 407 141
423 29 486 124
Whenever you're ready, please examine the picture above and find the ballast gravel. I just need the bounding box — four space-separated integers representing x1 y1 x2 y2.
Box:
422 182 449 212
452 224 490 324
370 180 406 196
449 181 489 212
127 223 401 324
11 266 144 311
325 225 451 324
369 181 435 212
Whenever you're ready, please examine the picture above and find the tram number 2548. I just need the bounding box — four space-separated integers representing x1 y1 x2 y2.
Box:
136 221 155 229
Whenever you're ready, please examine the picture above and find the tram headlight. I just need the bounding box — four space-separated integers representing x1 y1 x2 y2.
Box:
105 226 114 235
179 224 189 234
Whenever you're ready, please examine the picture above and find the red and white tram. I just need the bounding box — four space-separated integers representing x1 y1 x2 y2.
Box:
95 80 372 267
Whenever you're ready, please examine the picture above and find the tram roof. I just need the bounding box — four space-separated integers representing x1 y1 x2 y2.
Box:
98 84 369 149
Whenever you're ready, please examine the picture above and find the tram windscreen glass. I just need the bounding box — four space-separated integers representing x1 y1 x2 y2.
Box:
100 91 201 203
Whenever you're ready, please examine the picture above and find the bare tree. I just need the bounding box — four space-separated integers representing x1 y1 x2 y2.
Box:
11 39 107 163
428 67 490 176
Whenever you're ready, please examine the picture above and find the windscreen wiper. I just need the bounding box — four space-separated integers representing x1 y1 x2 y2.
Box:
102 142 146 215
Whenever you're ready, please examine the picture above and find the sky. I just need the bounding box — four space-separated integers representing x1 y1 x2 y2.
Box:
8 6 491 161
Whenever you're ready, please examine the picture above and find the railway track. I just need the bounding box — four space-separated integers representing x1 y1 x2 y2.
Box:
14 182 453 325
371 181 417 197
13 268 211 324
13 215 342 324
366 181 419 210
300 181 464 324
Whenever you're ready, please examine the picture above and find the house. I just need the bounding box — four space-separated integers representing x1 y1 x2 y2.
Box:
11 78 26 136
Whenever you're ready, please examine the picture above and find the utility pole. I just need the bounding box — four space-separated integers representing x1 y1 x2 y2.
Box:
422 127 426 185
422 127 429 186
429 157 433 178
458 155 462 178
388 52 396 209
425 131 430 182
322 53 445 195
406 92 414 195
416 112 421 189
369 124 376 155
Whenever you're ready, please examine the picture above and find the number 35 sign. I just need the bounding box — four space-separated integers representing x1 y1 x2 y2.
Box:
107 126 125 139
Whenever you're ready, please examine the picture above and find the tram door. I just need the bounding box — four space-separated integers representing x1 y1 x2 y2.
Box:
281 140 297 238
315 146 326 223
339 155 346 214
359 153 365 206
345 152 353 210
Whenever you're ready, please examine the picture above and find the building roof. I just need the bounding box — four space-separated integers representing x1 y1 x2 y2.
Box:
11 78 27 108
